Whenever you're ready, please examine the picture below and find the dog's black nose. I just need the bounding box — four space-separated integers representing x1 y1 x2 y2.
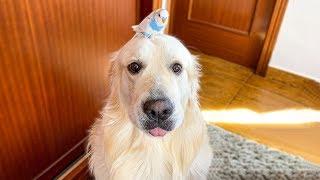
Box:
143 99 173 121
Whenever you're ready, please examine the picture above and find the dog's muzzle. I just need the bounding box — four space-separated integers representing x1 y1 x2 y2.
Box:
142 98 174 137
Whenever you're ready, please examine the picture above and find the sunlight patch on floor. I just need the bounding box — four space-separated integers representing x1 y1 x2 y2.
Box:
202 109 320 125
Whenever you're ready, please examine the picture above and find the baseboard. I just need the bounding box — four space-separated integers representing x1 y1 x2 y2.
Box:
270 65 320 83
57 153 92 180
34 138 87 179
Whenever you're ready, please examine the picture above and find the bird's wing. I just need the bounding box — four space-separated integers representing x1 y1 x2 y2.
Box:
133 15 153 33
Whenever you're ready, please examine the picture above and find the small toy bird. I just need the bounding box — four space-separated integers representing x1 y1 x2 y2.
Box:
132 9 169 38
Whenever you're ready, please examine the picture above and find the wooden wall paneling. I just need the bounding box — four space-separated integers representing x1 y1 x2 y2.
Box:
139 0 153 21
0 0 136 179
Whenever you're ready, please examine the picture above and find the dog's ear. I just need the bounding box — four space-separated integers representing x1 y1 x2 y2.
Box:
106 51 121 99
189 55 201 103
108 51 120 77
107 51 119 81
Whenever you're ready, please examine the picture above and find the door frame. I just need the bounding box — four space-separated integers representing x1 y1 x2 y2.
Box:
153 0 288 76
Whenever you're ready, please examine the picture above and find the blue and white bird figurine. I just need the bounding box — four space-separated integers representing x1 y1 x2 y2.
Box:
132 9 169 38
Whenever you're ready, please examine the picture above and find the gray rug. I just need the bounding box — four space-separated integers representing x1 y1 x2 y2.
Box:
207 125 320 180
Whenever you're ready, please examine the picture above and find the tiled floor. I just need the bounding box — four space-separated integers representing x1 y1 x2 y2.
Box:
196 52 320 164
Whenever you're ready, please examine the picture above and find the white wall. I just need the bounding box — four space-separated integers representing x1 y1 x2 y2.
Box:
269 0 320 82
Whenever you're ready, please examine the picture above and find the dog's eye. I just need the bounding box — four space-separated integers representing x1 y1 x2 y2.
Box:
127 62 142 74
171 63 182 75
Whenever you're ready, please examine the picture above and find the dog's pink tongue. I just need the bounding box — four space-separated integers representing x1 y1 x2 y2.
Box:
149 128 167 137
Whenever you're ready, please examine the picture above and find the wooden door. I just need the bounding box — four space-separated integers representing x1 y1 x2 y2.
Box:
0 0 136 179
172 0 276 69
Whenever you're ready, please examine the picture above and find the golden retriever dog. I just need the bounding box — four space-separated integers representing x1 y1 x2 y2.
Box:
88 34 212 180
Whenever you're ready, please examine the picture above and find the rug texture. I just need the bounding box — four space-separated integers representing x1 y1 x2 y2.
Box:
207 125 320 180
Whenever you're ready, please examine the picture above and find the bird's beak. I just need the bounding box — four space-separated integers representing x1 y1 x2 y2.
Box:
161 17 167 24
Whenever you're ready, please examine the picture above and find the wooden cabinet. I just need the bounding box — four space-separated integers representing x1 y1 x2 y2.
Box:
0 0 136 179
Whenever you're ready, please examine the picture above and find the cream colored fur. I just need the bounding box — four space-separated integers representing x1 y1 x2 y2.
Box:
88 34 212 180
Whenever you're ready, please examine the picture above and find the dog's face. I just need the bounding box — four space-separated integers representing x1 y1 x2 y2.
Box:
111 35 199 137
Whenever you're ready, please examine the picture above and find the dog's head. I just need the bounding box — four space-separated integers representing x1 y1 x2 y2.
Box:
109 35 200 137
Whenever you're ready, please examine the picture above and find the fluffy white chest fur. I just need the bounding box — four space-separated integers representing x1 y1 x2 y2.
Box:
88 103 212 180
